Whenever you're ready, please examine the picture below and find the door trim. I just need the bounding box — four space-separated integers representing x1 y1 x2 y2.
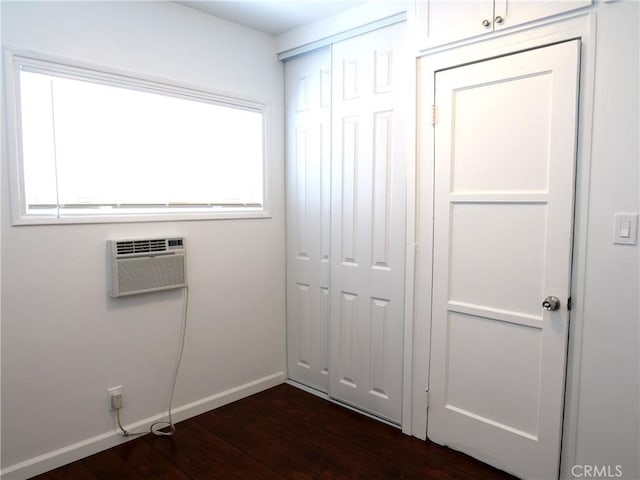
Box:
414 13 597 478
277 11 407 61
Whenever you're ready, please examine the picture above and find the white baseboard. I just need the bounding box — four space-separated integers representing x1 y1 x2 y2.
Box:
1 372 285 480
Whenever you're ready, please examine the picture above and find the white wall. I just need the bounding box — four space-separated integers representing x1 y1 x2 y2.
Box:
564 2 639 478
275 1 409 55
0 1 285 477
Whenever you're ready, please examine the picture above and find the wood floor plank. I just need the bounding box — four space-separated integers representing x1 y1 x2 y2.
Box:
199 401 416 479
145 418 284 480
250 385 514 480
82 449 146 480
32 384 516 480
113 435 191 480
29 461 99 480
143 425 240 480
194 408 325 479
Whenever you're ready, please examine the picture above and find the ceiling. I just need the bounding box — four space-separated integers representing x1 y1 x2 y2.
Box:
176 1 367 35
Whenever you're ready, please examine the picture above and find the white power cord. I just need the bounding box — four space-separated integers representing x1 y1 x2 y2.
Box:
114 286 189 438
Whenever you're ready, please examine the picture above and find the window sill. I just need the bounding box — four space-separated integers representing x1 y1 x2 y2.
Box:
10 209 273 226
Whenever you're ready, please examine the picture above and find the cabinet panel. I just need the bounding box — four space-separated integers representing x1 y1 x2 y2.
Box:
416 0 494 48
416 0 592 50
494 0 592 31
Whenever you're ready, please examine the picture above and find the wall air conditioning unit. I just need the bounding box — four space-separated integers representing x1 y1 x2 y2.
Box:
108 237 187 297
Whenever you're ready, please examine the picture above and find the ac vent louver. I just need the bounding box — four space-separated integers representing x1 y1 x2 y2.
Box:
116 239 168 256
108 237 187 297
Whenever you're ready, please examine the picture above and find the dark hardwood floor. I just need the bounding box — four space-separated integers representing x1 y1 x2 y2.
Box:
32 384 516 479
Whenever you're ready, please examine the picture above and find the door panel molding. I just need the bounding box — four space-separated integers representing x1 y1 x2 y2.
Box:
285 47 332 393
329 22 408 424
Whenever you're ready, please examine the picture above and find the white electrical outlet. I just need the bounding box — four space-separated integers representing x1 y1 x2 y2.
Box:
107 386 123 411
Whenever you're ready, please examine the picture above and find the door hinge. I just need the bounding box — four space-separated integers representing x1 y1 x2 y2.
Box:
431 105 436 126
567 296 572 311
425 389 430 410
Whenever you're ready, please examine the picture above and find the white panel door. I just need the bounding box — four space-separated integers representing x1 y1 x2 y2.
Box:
429 40 580 479
285 47 332 392
329 23 408 423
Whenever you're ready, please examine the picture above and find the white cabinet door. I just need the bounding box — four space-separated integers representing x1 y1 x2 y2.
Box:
429 40 580 479
493 0 592 31
416 0 592 49
285 47 332 393
416 0 495 48
329 22 408 424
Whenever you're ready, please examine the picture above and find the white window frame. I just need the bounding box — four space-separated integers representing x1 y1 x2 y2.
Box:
4 48 272 225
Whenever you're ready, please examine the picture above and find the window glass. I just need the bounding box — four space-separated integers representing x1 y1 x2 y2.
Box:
10 55 267 223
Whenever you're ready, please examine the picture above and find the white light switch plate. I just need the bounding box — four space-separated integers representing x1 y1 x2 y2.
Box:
614 213 638 245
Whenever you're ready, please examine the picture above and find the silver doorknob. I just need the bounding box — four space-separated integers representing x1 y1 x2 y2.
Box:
495 15 504 24
482 19 491 28
542 296 560 311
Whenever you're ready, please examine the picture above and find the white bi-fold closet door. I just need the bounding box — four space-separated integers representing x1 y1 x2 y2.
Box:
285 22 407 424
285 47 332 394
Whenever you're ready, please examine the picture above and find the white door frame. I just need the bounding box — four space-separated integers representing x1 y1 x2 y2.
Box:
413 12 597 478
